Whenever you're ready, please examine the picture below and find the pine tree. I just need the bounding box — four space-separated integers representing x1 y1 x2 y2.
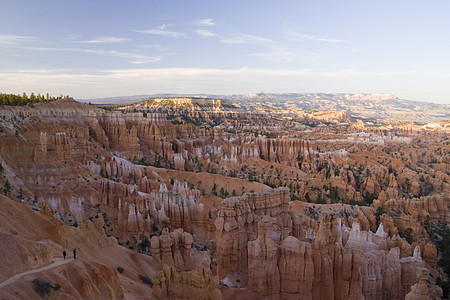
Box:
4 180 11 194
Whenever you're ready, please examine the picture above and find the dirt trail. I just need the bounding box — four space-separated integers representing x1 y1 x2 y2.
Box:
0 257 72 289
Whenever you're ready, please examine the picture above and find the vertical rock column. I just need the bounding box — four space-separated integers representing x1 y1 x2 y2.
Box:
405 268 433 300
214 198 245 278
247 217 280 296
278 236 314 299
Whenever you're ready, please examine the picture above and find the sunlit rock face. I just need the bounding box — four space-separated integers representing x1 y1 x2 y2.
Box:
247 218 280 296
216 205 441 300
214 187 291 278
405 267 443 300
150 228 195 271
0 97 447 300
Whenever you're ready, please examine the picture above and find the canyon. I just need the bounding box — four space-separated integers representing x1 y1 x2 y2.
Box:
86 93 450 123
0 96 448 299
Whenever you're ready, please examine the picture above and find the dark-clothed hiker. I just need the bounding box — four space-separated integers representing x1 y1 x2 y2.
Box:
73 248 77 259
63 250 66 260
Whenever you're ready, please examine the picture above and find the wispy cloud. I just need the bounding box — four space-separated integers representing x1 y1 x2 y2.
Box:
0 34 38 45
76 36 131 43
196 29 216 37
0 67 438 81
194 18 215 27
141 44 164 49
220 33 272 45
101 67 422 79
1 68 447 103
65 34 83 41
132 27 186 38
30 47 161 64
251 46 324 64
285 29 348 43
15 68 74 74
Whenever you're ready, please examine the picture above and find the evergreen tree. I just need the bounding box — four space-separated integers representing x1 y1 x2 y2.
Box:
4 180 11 195
0 92 59 106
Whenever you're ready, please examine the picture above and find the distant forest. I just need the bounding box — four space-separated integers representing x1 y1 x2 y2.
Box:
0 93 68 106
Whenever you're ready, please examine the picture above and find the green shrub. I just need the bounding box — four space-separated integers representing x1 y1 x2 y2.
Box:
438 224 450 279
32 278 52 297
162 220 170 228
437 277 449 299
4 180 11 195
376 207 385 217
116 266 124 273
399 227 414 244
53 283 62 291
139 274 153 287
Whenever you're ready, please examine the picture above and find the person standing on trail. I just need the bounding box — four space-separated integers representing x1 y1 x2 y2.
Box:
73 248 76 259
63 250 66 260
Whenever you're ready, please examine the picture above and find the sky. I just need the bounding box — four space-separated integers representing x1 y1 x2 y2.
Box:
1 0 449 104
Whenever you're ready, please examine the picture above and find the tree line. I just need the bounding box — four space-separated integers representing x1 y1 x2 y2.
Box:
0 93 68 106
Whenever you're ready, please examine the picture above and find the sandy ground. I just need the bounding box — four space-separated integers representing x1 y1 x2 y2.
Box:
0 257 71 288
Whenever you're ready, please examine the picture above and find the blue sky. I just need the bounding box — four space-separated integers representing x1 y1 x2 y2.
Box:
1 0 449 104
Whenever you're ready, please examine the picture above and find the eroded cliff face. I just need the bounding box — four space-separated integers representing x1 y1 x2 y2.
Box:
405 267 443 300
150 228 195 271
152 264 222 300
242 214 440 300
247 218 280 296
0 193 159 300
214 187 291 277
0 98 448 299
212 186 444 300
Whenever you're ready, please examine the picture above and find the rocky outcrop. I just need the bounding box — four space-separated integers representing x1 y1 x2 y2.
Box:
278 236 314 299
0 192 127 300
309 213 363 300
152 264 222 300
0 97 447 299
221 209 435 300
63 261 124 300
400 246 426 296
34 132 74 163
310 110 355 123
98 113 143 160
99 177 209 240
214 187 291 278
150 228 194 271
255 137 312 166
405 267 442 300
377 194 450 225
247 218 280 296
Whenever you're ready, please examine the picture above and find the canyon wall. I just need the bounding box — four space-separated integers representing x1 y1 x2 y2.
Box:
214 187 291 277
214 189 442 300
